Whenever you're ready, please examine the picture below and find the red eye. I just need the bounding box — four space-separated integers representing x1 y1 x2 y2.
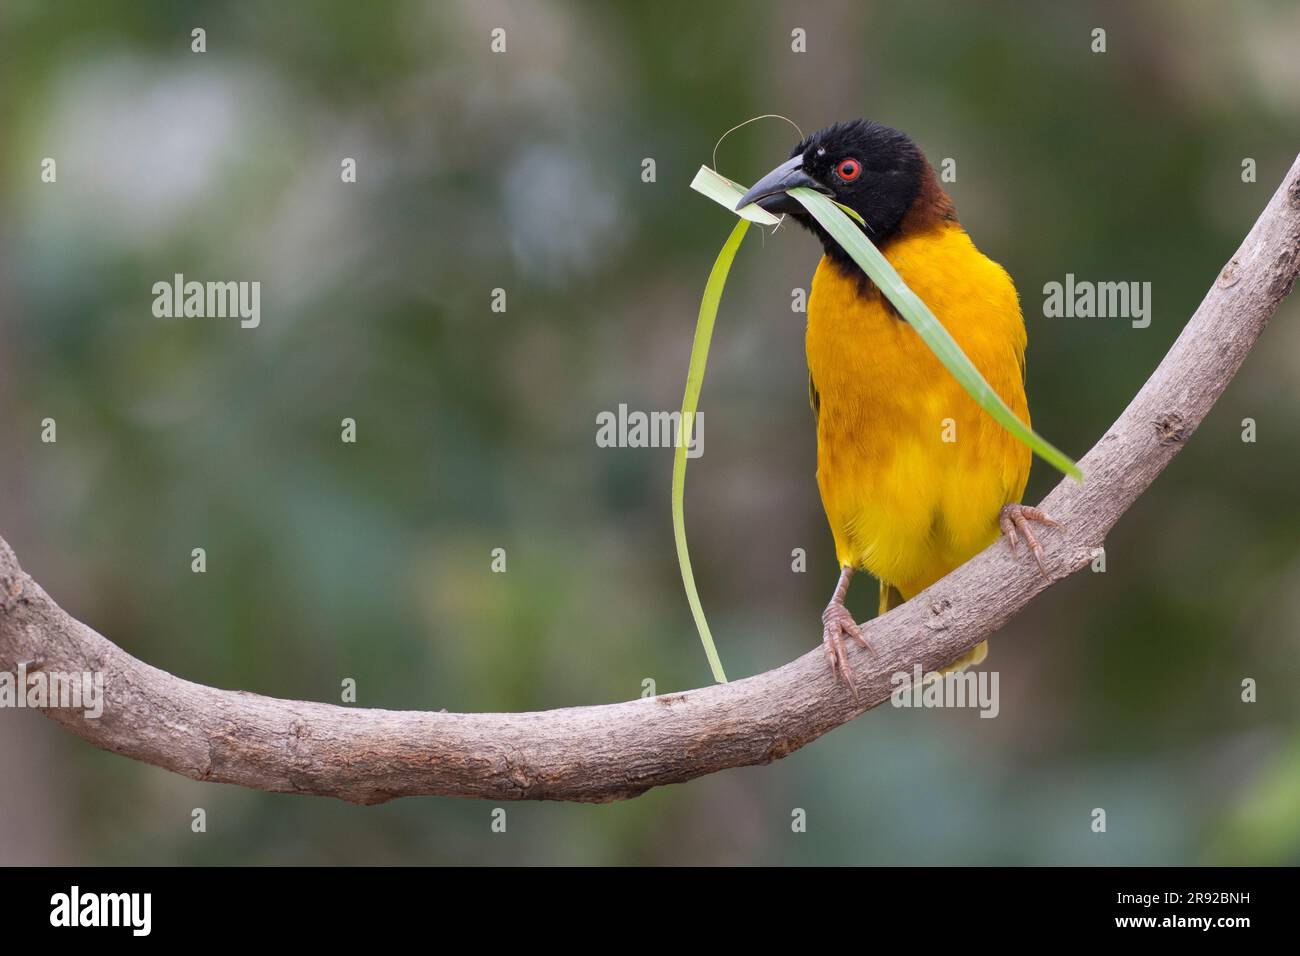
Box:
836 158 862 181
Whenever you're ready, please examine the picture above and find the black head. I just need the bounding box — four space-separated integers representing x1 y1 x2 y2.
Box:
736 119 946 270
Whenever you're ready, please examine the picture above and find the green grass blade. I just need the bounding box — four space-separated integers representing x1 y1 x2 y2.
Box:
673 217 750 683
691 166 782 225
789 186 1083 482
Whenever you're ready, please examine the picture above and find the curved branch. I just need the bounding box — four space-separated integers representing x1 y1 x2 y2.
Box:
3 157 1298 805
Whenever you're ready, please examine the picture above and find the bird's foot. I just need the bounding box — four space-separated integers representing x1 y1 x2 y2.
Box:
821 599 872 691
999 503 1062 581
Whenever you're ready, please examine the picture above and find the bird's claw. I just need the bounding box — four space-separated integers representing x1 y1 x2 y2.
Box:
999 504 1061 582
821 602 872 695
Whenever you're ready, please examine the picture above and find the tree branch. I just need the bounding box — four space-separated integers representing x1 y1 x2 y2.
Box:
3 157 1298 805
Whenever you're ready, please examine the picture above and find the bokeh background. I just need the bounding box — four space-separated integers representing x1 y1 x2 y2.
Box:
1 0 1297 865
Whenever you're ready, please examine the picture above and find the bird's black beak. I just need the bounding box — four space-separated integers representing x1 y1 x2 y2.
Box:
735 155 827 215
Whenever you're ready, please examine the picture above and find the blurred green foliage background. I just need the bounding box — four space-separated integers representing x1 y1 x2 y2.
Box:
1 0 1297 865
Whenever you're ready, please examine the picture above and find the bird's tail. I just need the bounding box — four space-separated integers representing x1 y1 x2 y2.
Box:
878 579 988 675
878 580 904 616
940 640 988 674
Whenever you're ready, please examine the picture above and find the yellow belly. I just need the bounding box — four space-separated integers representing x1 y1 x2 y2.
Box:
807 223 1031 599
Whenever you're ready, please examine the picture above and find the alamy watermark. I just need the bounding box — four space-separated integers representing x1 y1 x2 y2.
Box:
50 886 150 936
890 664 999 718
1 663 103 718
596 404 703 458
1043 274 1151 328
152 273 260 329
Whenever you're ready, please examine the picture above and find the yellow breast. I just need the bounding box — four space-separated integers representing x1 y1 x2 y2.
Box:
807 222 1031 597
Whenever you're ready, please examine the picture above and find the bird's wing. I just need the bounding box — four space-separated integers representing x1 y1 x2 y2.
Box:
808 371 821 423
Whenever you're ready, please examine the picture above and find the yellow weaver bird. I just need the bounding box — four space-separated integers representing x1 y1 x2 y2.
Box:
737 119 1058 682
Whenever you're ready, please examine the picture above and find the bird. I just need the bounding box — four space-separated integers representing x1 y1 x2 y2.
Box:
735 118 1058 684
